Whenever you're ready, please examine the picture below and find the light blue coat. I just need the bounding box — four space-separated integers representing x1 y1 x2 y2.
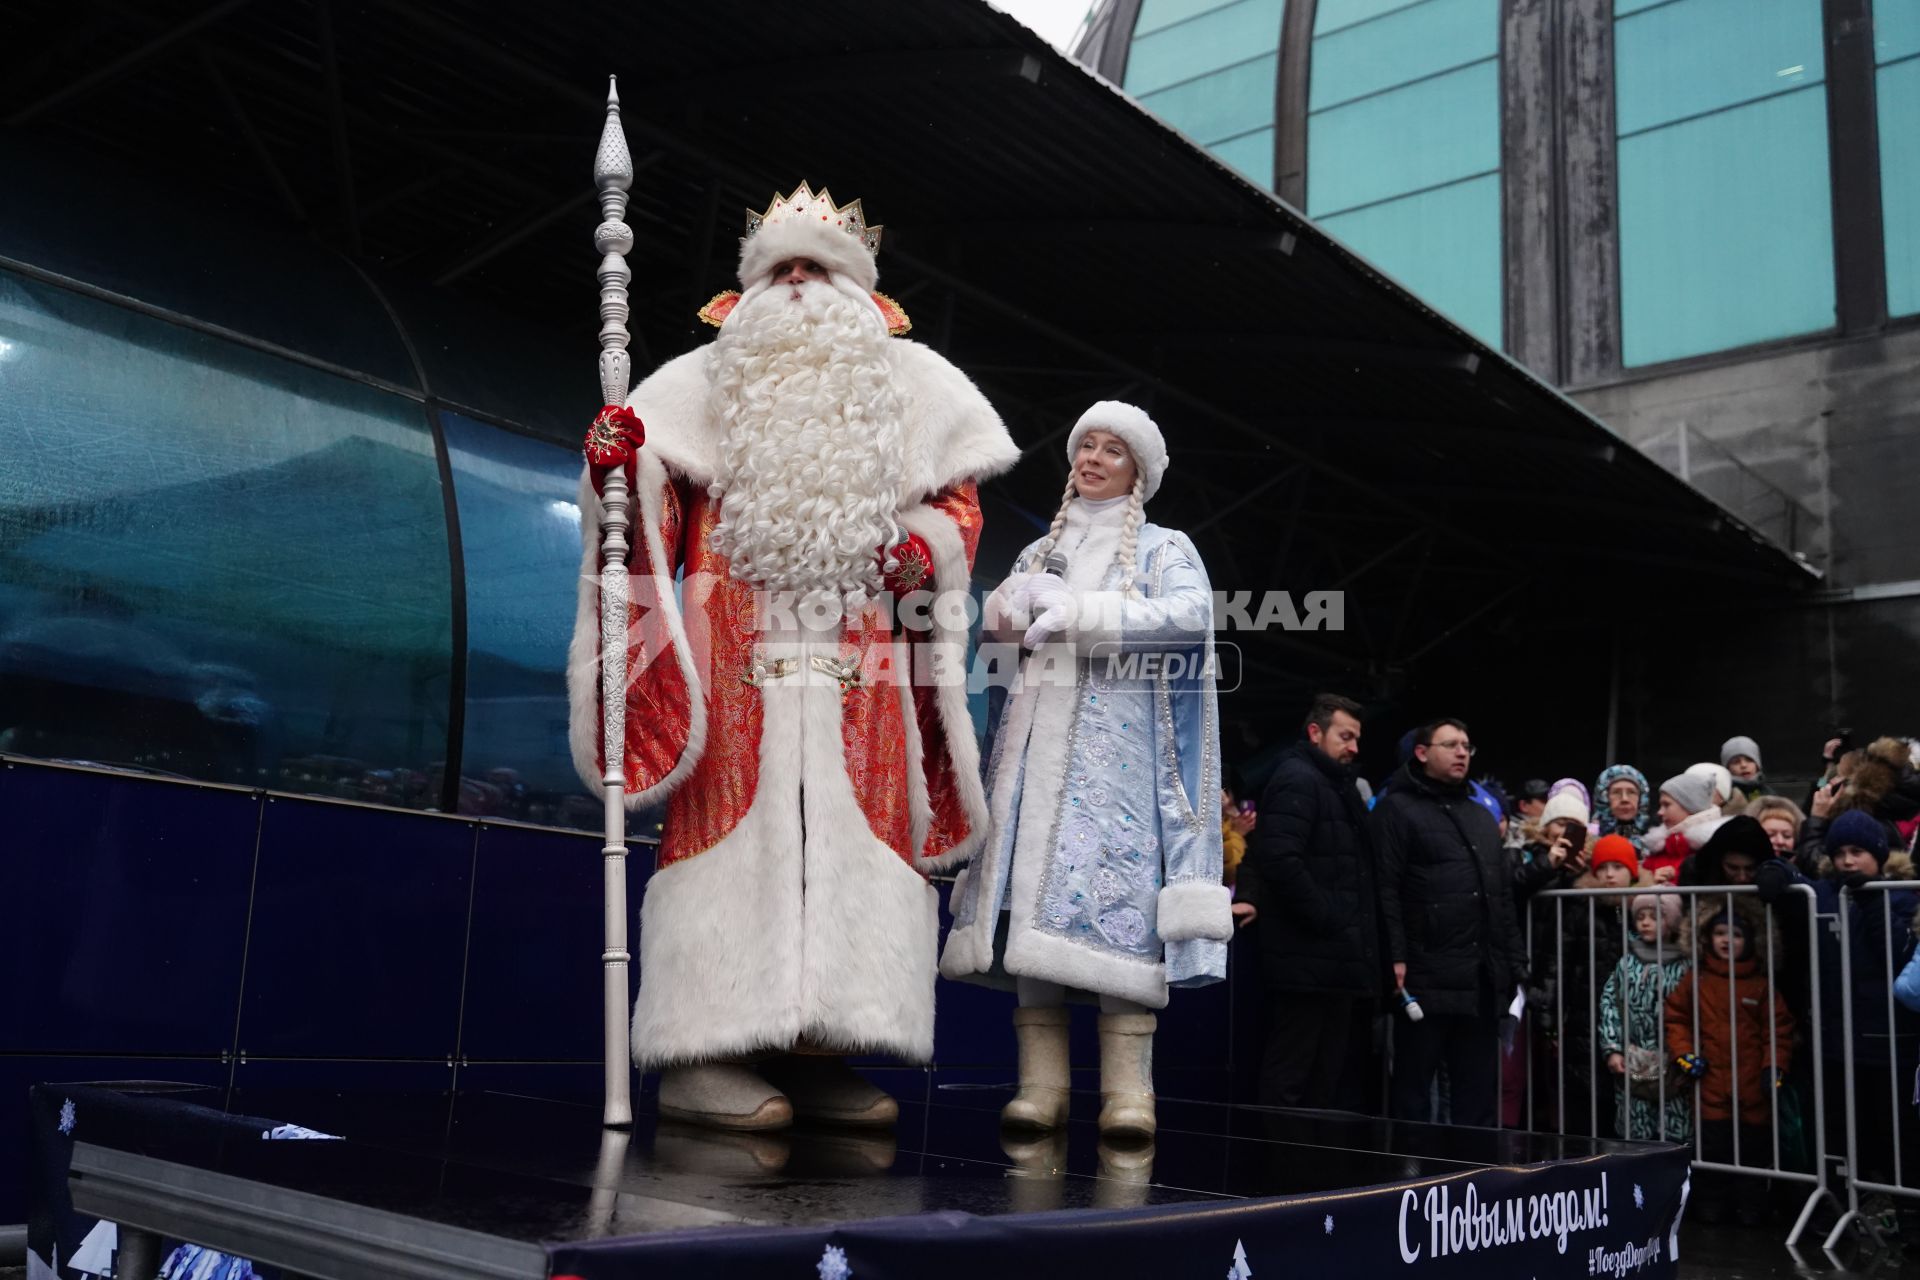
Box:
938 519 1231 1009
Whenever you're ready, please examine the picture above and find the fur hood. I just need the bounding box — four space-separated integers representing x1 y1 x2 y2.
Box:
1837 737 1919 824
1814 848 1916 883
1570 866 1654 893
1684 894 1775 968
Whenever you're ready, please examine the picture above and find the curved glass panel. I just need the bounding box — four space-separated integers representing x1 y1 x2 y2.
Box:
1878 2 1920 316
1614 0 1836 364
439 411 606 833
0 270 453 805
1306 0 1502 344
1126 0 1286 185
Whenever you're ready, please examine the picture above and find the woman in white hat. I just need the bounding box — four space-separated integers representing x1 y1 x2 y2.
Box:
939 401 1228 1142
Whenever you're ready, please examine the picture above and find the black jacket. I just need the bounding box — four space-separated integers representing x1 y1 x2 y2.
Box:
1373 762 1530 1018
1240 742 1383 996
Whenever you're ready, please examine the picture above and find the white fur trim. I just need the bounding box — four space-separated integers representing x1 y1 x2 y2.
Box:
737 217 879 293
995 669 1175 1010
1005 927 1170 1011
1067 400 1169 501
897 647 932 861
621 349 720 487
624 341 1017 504
938 655 1042 980
566 450 709 809
631 626 937 1068
1156 881 1233 943
899 501 991 873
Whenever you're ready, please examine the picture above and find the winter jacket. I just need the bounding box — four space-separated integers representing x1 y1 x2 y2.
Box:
1664 905 1795 1124
1373 762 1529 1018
1240 741 1383 996
1598 937 1693 1142
1756 853 1920 1065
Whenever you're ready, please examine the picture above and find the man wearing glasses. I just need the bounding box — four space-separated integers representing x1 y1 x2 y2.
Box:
1372 718 1529 1126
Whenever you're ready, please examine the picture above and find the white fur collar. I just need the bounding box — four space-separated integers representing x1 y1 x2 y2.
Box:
622 339 1019 500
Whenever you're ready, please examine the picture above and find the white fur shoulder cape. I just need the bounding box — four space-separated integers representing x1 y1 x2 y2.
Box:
621 339 1020 498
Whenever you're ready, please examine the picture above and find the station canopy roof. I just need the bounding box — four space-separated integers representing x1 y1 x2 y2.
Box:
4 0 1817 702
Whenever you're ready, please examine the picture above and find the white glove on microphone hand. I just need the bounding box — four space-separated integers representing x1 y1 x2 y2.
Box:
1021 574 1074 649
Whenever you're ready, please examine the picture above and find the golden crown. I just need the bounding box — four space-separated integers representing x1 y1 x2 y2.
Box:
744 182 882 255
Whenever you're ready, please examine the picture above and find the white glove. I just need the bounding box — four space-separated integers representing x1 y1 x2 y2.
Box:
1022 575 1074 649
1024 573 1072 615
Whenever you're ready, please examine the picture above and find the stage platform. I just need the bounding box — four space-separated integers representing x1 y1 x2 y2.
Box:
29 1079 1690 1278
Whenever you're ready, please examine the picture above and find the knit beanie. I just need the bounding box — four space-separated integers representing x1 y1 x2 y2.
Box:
1686 762 1734 807
1631 892 1683 935
1591 834 1640 878
1660 772 1714 817
1828 809 1891 867
1540 786 1591 828
1720 735 1763 771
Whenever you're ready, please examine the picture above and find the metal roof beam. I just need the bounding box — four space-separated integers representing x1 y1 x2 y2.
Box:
639 49 1044 108
5 0 256 126
902 221 1295 256
1149 334 1481 373
313 0 361 256
1305 419 1618 462
197 47 305 224
431 153 669 286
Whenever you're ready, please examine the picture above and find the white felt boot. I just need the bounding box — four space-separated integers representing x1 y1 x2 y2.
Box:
657 1064 792 1131
1001 1005 1072 1130
759 1056 900 1127
1097 1012 1157 1142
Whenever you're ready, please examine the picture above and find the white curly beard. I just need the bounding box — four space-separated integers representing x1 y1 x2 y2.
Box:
706 276 908 609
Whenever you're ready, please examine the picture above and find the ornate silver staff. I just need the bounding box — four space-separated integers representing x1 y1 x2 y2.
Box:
591 74 636 1130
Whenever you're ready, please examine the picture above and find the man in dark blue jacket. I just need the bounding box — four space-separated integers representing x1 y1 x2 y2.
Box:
1373 717 1529 1127
1241 693 1382 1108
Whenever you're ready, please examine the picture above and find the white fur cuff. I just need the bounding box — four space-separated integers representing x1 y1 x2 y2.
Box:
1157 881 1233 943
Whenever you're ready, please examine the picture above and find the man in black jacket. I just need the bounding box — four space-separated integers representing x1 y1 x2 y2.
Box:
1374 717 1528 1127
1241 694 1382 1108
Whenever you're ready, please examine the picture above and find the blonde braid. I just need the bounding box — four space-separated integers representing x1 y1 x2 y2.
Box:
1113 472 1146 597
1030 474 1079 569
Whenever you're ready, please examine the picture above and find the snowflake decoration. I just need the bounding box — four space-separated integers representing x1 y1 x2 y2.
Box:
1324 1212 1334 1234
1633 1183 1645 1210
58 1098 76 1135
817 1243 851 1280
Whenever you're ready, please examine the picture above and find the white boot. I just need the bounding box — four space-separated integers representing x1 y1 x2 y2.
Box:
1001 1005 1072 1130
1097 1012 1156 1142
657 1064 792 1131
758 1055 899 1128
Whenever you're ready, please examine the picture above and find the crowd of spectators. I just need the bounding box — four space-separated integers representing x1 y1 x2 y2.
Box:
1228 699 1920 1229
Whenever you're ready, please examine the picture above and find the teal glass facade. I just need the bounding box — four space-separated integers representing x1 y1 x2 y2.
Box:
1125 0 1286 187
1879 0 1920 317
1614 0 1837 366
1306 0 1504 346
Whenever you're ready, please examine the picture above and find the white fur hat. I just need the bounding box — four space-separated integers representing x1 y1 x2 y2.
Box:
1067 401 1170 501
736 182 881 293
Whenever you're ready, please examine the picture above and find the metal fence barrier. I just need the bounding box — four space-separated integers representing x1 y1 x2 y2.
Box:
1825 879 1920 1248
1523 884 1836 1246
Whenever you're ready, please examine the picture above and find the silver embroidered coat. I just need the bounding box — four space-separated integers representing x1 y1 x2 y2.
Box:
938 514 1232 1009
